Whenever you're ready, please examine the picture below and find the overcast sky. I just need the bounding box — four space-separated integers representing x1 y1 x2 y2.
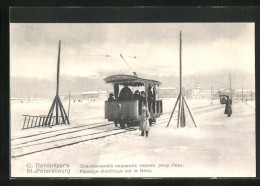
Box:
10 23 254 83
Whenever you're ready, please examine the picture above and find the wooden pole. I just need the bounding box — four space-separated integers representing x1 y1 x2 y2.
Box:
167 94 180 127
177 96 181 128
44 40 70 126
180 31 182 95
177 31 183 128
181 95 186 127
57 41 61 96
56 41 61 124
229 73 232 100
167 31 198 128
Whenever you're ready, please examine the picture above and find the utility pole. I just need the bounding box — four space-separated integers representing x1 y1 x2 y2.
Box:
167 31 198 128
229 73 232 103
45 41 70 126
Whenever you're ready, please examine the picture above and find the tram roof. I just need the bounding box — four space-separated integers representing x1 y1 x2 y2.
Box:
104 74 161 87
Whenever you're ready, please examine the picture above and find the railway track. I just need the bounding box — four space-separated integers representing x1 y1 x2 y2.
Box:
11 103 224 158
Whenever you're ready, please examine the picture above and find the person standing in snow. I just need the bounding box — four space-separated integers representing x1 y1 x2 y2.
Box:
140 104 150 137
224 96 232 117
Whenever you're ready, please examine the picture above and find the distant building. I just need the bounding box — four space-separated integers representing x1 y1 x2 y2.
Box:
159 87 178 98
200 89 219 99
191 85 219 99
99 91 108 100
234 89 255 101
219 88 235 98
184 84 192 98
83 91 99 100
64 93 83 100
200 89 211 98
192 85 202 98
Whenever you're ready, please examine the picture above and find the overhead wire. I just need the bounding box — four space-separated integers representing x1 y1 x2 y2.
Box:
12 24 180 75
16 24 160 60
21 24 117 56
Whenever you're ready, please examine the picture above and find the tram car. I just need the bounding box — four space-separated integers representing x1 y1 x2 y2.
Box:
104 74 163 128
220 94 232 105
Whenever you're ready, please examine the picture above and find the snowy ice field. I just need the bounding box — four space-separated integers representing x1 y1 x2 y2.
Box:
10 98 255 178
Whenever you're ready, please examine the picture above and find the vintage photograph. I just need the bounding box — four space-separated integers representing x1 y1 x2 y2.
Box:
10 23 255 177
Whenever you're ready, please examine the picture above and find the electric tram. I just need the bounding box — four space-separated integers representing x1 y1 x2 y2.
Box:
104 74 163 128
220 94 232 105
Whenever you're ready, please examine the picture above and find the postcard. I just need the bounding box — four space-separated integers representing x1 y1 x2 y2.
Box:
10 8 255 178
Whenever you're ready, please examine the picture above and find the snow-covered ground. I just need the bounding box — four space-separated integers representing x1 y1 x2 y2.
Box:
10 98 255 177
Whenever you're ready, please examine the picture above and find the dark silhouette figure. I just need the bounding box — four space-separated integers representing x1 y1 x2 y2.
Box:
224 96 232 117
134 90 143 114
108 93 115 101
140 91 146 105
119 86 133 100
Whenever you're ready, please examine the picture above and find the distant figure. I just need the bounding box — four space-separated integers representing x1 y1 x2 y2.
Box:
224 96 232 117
140 104 150 137
119 86 133 100
108 93 115 101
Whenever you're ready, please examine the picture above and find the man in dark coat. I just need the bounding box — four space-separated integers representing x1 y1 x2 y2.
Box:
140 91 146 105
224 96 232 117
108 93 115 101
119 86 133 100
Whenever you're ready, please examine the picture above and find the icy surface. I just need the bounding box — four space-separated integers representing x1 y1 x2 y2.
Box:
10 98 255 177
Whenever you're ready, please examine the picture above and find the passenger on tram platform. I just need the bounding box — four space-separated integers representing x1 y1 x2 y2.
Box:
133 90 140 99
134 90 143 114
140 91 147 105
148 85 154 112
108 93 115 101
119 86 133 100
